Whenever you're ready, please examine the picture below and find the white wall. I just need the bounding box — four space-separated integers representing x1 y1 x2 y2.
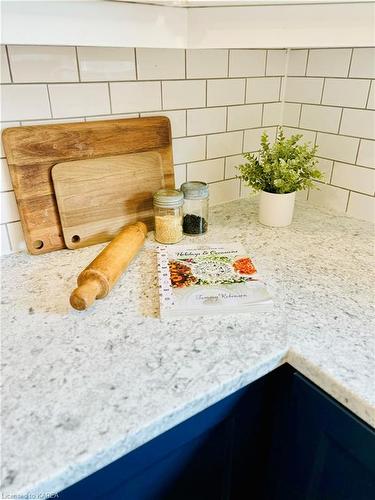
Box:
2 1 374 49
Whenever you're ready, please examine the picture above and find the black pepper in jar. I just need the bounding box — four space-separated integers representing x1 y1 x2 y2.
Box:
183 214 208 234
180 181 209 236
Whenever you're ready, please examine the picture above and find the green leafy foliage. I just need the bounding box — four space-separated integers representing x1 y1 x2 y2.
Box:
237 128 323 194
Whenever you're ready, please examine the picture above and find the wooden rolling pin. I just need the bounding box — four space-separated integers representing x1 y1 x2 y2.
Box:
70 222 148 311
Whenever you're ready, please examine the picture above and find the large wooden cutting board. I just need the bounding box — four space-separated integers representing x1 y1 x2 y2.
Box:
52 152 166 249
1 117 173 254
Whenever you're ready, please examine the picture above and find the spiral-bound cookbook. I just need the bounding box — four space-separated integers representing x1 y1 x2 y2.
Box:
157 243 273 318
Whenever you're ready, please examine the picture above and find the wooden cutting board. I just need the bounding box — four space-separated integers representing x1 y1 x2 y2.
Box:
1 117 173 254
52 152 167 249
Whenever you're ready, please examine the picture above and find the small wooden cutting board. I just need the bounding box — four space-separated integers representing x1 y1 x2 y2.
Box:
52 151 169 249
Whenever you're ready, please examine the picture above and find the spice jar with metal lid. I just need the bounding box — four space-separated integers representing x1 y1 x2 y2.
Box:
153 189 184 244
180 181 209 235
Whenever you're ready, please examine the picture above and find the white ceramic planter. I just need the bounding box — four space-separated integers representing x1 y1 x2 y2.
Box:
258 191 296 227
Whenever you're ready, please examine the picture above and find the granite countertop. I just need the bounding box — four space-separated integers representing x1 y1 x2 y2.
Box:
1 198 374 499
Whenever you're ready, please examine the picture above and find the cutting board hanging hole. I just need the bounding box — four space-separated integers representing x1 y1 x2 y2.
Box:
71 235 80 244
32 240 44 250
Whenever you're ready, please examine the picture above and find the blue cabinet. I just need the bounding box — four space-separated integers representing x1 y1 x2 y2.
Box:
267 372 375 500
57 365 375 499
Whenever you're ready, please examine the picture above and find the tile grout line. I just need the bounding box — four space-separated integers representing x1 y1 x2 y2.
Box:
337 107 344 134
46 84 53 119
364 81 372 109
354 139 361 164
5 45 14 83
264 50 268 77
279 48 290 128
2 76 374 86
319 78 326 104
304 49 310 76
108 82 113 114
74 46 81 82
330 161 335 184
160 81 163 111
134 48 139 80
347 48 354 78
345 191 352 212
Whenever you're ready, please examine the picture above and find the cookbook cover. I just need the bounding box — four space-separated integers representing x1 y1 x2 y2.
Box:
157 243 273 318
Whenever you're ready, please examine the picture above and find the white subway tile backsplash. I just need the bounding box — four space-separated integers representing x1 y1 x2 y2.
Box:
137 48 184 80
162 80 205 110
227 104 262 131
173 136 206 164
49 83 110 118
8 45 78 83
187 50 228 79
285 77 324 104
1 85 51 121
288 50 308 77
229 50 266 78
282 102 301 127
85 114 138 122
322 79 370 109
207 79 245 107
7 221 26 252
366 81 375 110
225 155 243 179
340 109 375 140
300 104 341 133
296 189 308 202
332 162 374 195
243 127 277 152
174 164 186 188
78 46 136 81
22 117 84 125
263 102 281 127
0 159 12 191
316 132 359 163
357 140 375 168
283 127 316 144
209 179 240 206
187 158 224 183
207 131 243 159
346 192 375 222
1 44 374 255
308 183 349 213
0 224 11 255
307 48 352 77
1 46 11 83
0 191 19 223
246 77 280 104
349 48 375 79
266 50 286 76
316 158 333 182
110 81 160 113
142 110 186 138
0 122 19 157
187 107 226 136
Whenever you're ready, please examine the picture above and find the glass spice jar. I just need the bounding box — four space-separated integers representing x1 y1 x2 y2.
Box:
180 181 209 235
153 189 184 244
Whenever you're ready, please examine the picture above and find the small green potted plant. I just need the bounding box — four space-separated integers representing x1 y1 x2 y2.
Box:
237 128 322 227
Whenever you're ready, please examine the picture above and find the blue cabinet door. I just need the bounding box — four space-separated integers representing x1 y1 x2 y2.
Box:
267 372 375 500
58 366 282 500
56 366 375 500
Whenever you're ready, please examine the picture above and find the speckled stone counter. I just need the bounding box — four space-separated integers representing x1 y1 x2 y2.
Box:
1 198 374 499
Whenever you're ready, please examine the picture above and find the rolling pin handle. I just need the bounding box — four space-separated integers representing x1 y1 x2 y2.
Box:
70 279 103 311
